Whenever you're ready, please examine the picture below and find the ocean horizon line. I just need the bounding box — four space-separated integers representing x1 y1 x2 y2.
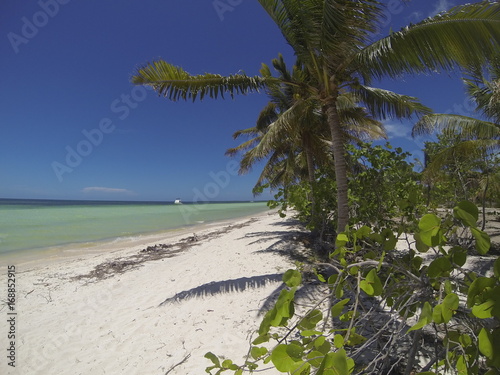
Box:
0 198 268 206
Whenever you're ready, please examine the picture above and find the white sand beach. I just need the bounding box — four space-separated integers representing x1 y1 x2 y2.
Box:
0 212 308 375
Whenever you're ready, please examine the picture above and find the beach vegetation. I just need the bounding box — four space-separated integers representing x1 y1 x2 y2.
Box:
205 200 499 374
266 142 424 240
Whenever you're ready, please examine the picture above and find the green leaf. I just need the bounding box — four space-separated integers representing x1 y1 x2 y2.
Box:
453 201 478 227
314 336 331 355
479 328 493 358
381 229 398 250
494 258 500 279
335 282 344 299
327 274 339 286
470 227 491 255
355 225 372 239
488 328 500 367
460 334 472 347
418 214 442 247
283 269 302 287
252 334 270 345
442 293 459 323
412 256 423 271
286 343 304 361
336 233 349 247
472 299 495 319
408 302 432 332
271 344 304 372
428 257 452 278
433 304 444 324
258 311 272 336
331 299 350 318
444 280 453 295
456 355 467 375
299 309 323 330
450 247 467 267
320 350 350 375
250 346 268 360
273 288 296 325
414 233 430 253
467 277 496 307
295 362 311 375
301 330 323 337
333 334 345 349
360 269 383 296
307 351 325 367
204 352 221 367
346 331 367 346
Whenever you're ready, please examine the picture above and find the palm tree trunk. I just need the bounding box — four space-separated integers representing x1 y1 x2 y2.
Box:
304 144 317 220
481 173 489 231
325 98 350 233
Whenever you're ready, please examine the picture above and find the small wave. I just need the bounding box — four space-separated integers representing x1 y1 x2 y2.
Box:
111 235 143 243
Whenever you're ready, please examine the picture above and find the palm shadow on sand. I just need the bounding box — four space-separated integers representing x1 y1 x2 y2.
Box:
158 222 318 311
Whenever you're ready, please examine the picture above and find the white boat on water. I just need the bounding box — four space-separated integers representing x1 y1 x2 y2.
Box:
174 199 182 205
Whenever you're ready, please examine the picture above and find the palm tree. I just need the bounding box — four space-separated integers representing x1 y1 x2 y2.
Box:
414 58 500 227
226 55 333 195
413 59 500 153
132 1 500 233
228 55 387 227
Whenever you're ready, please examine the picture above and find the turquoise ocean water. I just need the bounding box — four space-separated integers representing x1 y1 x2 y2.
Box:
0 199 269 257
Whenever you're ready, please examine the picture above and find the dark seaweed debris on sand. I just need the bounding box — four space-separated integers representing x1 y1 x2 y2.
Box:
71 218 258 282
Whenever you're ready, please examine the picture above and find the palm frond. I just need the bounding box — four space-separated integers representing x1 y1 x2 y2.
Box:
232 127 263 139
356 85 433 120
225 136 262 158
132 60 270 101
258 0 382 72
256 102 279 131
339 107 386 140
413 114 500 140
424 139 497 175
359 1 500 79
464 57 500 122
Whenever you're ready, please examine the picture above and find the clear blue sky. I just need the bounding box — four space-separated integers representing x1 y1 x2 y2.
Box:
0 0 476 202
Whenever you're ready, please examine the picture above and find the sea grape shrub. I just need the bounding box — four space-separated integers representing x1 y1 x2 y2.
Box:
205 201 499 374
346 142 424 231
267 142 425 236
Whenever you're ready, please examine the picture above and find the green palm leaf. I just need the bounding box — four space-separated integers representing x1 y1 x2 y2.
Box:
414 114 500 141
132 61 269 101
424 139 497 176
356 85 433 120
359 1 500 79
464 57 500 122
